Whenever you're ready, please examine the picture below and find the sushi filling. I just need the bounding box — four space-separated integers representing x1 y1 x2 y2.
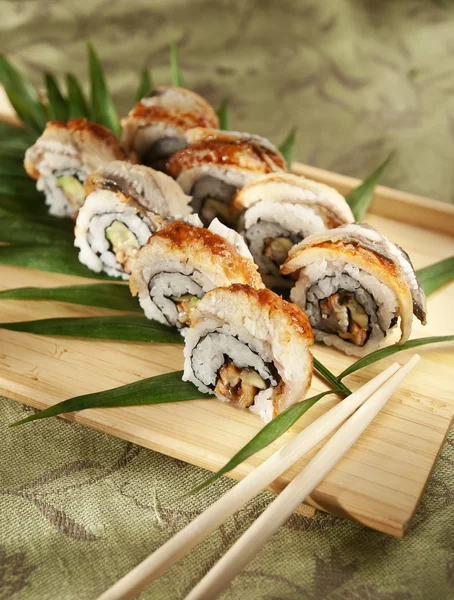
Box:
190 176 237 226
105 221 140 269
148 271 204 328
263 237 294 266
171 294 200 325
39 169 87 216
214 360 268 408
143 137 186 171
190 331 278 409
318 290 370 347
302 268 400 349
245 221 301 283
83 210 153 278
55 174 85 209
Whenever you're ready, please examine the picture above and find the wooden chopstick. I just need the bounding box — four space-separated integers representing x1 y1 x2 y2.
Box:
98 361 402 600
185 354 420 600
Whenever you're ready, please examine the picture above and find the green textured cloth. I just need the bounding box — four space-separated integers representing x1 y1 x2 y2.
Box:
1 400 454 600
1 0 454 203
1 1 454 599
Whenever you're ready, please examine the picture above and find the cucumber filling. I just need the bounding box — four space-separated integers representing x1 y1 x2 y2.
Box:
56 175 85 209
105 221 140 267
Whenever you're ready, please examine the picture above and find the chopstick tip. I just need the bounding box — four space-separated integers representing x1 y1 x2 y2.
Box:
407 354 421 367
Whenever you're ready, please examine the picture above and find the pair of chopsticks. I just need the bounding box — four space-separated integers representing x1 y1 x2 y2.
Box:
98 354 420 600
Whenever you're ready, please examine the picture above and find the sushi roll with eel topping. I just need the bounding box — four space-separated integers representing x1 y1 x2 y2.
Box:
24 119 124 217
75 160 194 279
129 218 263 332
121 86 219 170
232 173 354 287
166 128 287 227
281 223 427 356
183 284 314 422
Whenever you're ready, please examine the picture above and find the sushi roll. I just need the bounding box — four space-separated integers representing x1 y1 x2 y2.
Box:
74 160 193 279
24 119 124 217
129 218 263 332
183 284 314 423
281 223 427 357
232 173 355 287
120 86 219 170
166 128 287 227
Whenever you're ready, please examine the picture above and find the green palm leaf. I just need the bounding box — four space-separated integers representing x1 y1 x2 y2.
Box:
0 244 114 279
0 177 41 199
136 67 153 101
416 257 454 296
345 154 393 220
0 315 181 343
313 357 351 396
0 283 141 312
0 214 73 244
217 98 229 130
87 43 121 135
278 127 296 168
170 43 184 87
0 157 29 178
66 73 90 119
0 55 47 132
0 194 48 216
11 371 208 427
337 335 454 381
0 121 37 146
45 73 68 122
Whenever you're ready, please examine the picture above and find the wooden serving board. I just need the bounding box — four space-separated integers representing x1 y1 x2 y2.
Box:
0 158 453 538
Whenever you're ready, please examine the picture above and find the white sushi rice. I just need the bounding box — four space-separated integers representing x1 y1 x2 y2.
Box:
36 152 88 217
245 221 296 278
208 218 255 262
244 200 326 235
131 218 262 335
234 176 355 224
75 190 156 279
130 121 182 157
291 258 400 357
349 225 425 314
292 224 425 316
136 259 209 327
183 322 278 422
178 167 255 225
135 231 251 330
249 388 275 423
176 165 257 199
243 201 327 284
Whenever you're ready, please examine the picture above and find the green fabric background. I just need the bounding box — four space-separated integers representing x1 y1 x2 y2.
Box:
1 0 454 203
2 400 454 600
1 1 454 599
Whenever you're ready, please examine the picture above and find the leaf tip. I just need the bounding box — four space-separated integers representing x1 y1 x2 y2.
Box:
279 126 297 167
170 42 184 87
9 416 32 427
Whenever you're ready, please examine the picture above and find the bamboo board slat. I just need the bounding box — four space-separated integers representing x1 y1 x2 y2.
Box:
0 169 452 538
